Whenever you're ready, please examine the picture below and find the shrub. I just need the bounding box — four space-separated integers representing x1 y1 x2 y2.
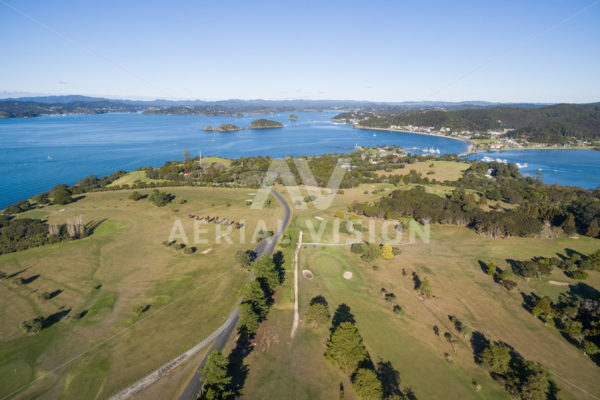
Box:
305 303 330 328
499 279 517 290
567 269 589 280
3 200 33 215
33 192 50 205
38 291 52 300
21 317 44 334
128 191 143 201
133 304 150 316
148 189 172 207
393 304 404 315
255 230 274 241
175 243 186 250
486 261 496 276
381 244 394 259
53 188 73 205
183 246 196 254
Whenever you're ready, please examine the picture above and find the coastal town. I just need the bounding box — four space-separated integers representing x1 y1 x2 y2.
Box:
336 113 600 153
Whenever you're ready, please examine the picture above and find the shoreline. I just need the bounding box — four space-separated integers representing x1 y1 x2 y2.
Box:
353 125 473 144
352 125 599 155
353 124 475 156
469 146 599 155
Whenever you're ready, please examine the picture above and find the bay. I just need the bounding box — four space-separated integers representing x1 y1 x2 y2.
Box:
0 111 467 208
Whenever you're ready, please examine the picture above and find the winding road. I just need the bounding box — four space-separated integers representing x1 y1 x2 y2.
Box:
178 188 290 400
108 188 290 400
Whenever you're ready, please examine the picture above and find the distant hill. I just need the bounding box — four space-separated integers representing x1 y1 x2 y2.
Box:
0 99 140 118
0 95 580 124
336 103 600 144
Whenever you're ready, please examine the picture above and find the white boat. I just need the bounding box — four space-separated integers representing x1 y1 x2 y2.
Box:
516 162 528 169
482 156 494 162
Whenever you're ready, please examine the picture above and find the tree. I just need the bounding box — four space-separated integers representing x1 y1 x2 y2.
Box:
33 192 50 205
305 303 330 328
518 361 552 400
352 368 383 400
486 261 496 276
586 219 600 238
128 191 143 201
325 322 369 374
418 277 433 297
242 281 268 317
479 344 511 375
199 350 232 400
251 254 280 290
532 296 553 321
561 214 576 235
235 250 254 267
238 303 260 335
381 244 394 260
21 317 44 334
53 188 73 205
582 340 600 355
148 189 172 207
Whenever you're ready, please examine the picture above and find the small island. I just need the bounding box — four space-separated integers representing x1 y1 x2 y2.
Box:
288 114 299 120
203 124 242 132
248 119 284 129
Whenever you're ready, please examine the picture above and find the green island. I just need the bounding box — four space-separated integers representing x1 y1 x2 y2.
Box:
289 114 299 120
248 119 284 129
203 124 242 132
1 147 599 400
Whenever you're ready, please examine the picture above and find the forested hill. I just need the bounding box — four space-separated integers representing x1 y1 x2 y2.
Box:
336 103 600 144
0 99 140 118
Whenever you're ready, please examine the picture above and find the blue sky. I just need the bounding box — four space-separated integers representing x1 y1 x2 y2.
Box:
1 0 599 102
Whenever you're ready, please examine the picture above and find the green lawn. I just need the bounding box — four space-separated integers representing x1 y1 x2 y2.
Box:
0 186 283 399
239 188 600 400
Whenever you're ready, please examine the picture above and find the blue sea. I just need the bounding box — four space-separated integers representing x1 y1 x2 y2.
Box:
0 111 598 208
469 149 600 190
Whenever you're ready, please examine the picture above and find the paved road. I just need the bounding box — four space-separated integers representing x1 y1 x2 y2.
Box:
178 188 290 400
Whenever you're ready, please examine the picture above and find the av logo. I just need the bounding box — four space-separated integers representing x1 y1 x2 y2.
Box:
251 158 349 210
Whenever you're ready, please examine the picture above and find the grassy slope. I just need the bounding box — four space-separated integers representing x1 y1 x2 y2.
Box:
240 187 600 400
0 187 282 399
376 160 469 182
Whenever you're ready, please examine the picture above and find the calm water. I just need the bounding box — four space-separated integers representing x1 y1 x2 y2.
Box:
469 149 600 189
1 112 598 208
0 111 467 208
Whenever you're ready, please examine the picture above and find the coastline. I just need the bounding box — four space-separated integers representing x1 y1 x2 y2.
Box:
353 124 475 155
352 125 599 155
469 146 599 155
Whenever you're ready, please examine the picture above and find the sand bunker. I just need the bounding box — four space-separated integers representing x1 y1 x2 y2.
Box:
302 269 314 279
343 271 353 280
201 248 212 254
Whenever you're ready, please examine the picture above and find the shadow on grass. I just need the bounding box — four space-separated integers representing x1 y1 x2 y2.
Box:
376 359 418 400
43 308 71 329
331 303 355 331
227 334 254 398
85 218 107 235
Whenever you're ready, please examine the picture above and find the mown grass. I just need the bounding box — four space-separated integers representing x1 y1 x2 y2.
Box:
0 186 284 399
376 160 469 182
239 186 600 400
